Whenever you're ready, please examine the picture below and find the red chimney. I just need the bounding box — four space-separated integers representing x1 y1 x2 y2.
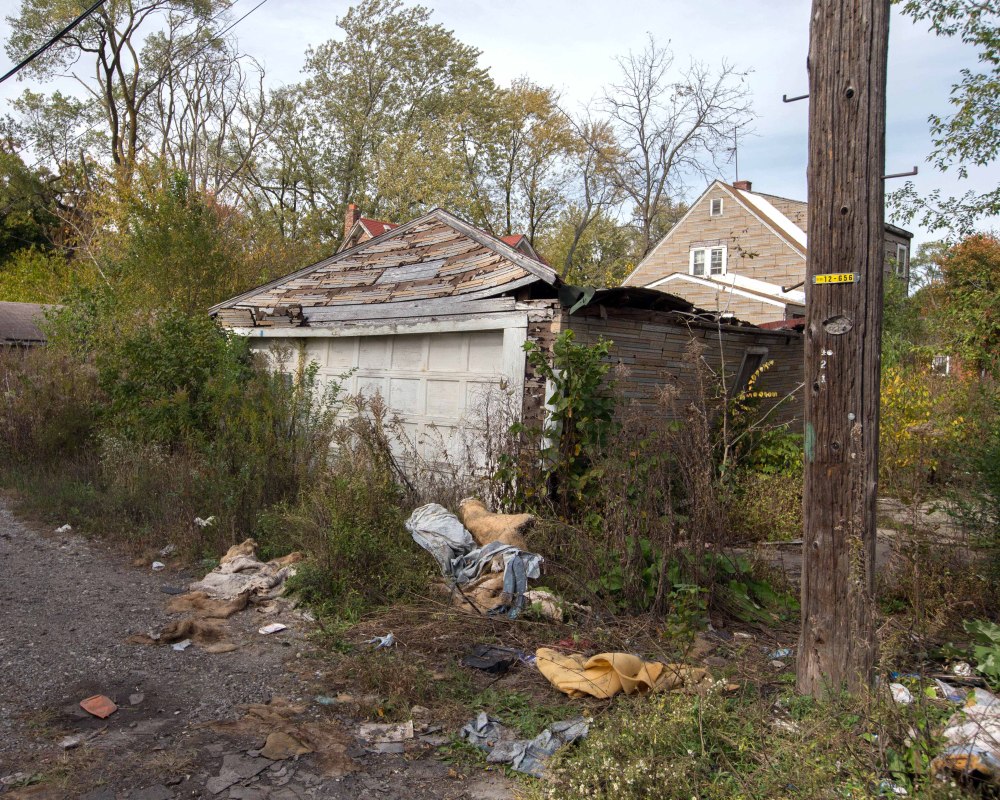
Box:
733 180 752 191
344 202 361 241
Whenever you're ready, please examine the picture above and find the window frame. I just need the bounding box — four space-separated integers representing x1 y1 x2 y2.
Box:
895 243 908 277
689 245 728 277
732 346 769 397
710 198 724 217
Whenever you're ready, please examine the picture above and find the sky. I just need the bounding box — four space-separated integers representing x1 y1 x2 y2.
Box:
1 0 996 247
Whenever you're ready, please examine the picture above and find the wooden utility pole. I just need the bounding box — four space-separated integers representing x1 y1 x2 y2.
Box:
797 0 889 696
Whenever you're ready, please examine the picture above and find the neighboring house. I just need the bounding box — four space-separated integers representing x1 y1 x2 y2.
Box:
211 207 804 466
623 179 913 325
0 301 51 347
339 203 400 251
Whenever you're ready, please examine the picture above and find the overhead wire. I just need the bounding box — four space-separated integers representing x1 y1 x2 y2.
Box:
0 0 270 216
0 0 106 85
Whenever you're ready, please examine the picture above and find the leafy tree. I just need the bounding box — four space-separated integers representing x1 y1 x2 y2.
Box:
934 233 1000 375
891 0 1000 234
0 148 59 260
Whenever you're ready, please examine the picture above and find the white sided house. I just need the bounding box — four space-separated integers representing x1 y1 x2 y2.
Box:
623 179 913 326
211 208 806 464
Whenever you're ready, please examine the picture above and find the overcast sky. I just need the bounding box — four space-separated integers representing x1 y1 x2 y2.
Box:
2 0 996 246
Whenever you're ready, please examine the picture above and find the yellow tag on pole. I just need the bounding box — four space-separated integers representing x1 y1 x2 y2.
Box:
813 272 859 285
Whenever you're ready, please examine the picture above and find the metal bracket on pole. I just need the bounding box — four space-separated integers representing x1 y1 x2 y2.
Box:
882 166 918 180
783 93 810 103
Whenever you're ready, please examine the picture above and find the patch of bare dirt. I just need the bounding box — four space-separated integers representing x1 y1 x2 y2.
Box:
0 499 511 799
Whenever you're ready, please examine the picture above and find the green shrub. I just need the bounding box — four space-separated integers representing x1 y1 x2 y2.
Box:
537 689 968 800
724 467 803 543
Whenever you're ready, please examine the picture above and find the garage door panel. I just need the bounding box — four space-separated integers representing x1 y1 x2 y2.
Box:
328 337 357 367
391 335 426 370
359 336 390 368
468 330 503 373
389 377 422 413
427 332 468 372
426 380 462 417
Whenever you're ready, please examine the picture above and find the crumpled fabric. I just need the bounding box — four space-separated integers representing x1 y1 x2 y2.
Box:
932 687 1000 783
406 504 542 619
460 711 589 777
188 541 302 600
535 647 709 699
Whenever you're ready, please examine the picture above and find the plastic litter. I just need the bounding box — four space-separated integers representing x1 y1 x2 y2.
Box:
460 712 590 777
406 503 543 619
365 633 396 649
952 661 974 677
890 683 913 705
770 648 793 659
932 687 1000 784
877 779 908 796
357 720 414 753
259 623 287 635
194 516 216 528
159 543 177 557
151 561 166 571
935 679 966 703
172 639 192 651
461 644 524 675
54 524 72 534
80 695 118 719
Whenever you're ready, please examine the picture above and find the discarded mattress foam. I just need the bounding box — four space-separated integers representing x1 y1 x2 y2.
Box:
932 687 1000 783
187 540 303 600
457 498 535 550
535 647 709 699
460 711 589 777
406 503 543 619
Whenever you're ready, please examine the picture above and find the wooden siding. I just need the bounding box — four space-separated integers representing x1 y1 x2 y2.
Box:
564 307 804 429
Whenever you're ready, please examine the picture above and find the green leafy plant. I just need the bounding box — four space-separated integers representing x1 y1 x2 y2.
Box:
963 618 1000 686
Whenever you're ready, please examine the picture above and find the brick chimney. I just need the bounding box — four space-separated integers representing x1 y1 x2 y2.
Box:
733 180 752 191
344 202 361 241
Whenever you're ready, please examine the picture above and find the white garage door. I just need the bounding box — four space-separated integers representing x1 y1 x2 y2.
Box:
252 329 519 463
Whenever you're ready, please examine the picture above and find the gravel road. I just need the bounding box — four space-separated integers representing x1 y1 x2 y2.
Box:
0 499 510 800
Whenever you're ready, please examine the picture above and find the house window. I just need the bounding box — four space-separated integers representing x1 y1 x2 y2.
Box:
733 347 768 396
931 355 951 376
710 198 723 217
690 246 727 276
895 243 908 277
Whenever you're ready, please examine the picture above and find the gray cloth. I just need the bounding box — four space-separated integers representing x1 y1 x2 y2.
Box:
406 504 543 619
460 712 590 777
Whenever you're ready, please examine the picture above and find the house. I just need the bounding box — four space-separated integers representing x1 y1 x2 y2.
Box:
623 179 914 326
0 302 51 347
211 207 804 464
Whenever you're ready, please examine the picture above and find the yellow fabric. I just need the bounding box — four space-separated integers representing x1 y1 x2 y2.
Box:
535 647 707 699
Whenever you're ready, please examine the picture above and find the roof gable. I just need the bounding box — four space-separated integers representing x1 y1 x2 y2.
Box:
212 208 558 314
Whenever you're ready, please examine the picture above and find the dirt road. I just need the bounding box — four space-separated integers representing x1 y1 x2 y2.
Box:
0 500 510 799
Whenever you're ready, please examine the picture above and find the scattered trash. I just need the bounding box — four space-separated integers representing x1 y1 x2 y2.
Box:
457 498 534 550
194 516 217 528
877 779 908 796
932 687 1000 784
733 631 753 640
54 524 72 534
151 561 166 571
80 695 118 719
952 662 974 677
935 679 966 703
535 648 709 699
356 720 415 753
460 711 590 777
167 590 250 619
59 734 83 750
172 639 192 651
890 683 913 705
188 539 302 601
365 633 396 649
315 696 338 706
259 623 287 635
461 644 523 675
261 731 311 760
128 618 238 653
770 659 787 670
159 543 177 557
770 648 793 659
129 693 145 706
406 503 543 619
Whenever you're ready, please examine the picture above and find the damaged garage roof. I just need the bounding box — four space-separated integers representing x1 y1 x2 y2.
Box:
211 208 560 324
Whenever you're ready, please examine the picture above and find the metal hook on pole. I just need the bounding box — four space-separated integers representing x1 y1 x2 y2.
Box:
782 93 810 103
882 166 918 180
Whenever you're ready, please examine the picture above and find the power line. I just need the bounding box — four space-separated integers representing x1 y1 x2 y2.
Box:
2 0 269 190
0 0 106 85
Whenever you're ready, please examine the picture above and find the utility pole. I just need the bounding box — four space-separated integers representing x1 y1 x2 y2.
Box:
797 0 889 696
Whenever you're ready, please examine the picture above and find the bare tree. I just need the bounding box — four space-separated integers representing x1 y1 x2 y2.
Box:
598 36 753 257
